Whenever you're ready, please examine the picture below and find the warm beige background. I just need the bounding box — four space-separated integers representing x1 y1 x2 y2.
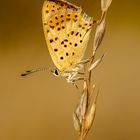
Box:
0 0 140 140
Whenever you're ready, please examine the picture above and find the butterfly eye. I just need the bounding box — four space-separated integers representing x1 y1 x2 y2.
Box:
54 69 59 76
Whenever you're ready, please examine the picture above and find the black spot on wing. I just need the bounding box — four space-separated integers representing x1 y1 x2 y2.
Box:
60 56 64 60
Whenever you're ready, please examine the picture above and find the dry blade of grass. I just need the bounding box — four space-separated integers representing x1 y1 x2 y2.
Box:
73 0 112 140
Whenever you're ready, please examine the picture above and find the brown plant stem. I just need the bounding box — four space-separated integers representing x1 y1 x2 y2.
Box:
75 1 112 139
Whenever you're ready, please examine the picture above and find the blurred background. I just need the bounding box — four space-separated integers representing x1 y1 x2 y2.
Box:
0 0 140 140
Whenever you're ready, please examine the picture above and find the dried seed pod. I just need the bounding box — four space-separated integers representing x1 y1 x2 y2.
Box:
101 0 112 12
75 105 82 124
88 53 105 71
84 88 100 131
84 101 96 131
80 92 88 118
73 112 81 133
75 90 88 127
94 17 106 51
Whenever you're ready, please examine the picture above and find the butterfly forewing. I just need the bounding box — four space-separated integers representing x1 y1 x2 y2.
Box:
42 0 93 72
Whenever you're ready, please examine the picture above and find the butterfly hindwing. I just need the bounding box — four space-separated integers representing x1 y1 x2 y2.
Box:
42 0 94 71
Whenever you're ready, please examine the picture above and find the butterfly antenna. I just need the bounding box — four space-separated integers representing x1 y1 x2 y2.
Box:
21 67 48 77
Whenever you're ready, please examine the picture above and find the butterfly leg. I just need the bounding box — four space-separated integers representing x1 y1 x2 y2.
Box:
71 77 87 89
77 56 93 65
77 72 84 75
72 77 86 83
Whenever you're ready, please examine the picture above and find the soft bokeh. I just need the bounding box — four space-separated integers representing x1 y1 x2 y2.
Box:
0 0 140 140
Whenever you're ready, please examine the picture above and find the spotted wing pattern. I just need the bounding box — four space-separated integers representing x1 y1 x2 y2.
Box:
42 0 94 71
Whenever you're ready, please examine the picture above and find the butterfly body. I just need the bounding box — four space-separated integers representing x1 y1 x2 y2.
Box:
53 63 83 83
42 0 94 82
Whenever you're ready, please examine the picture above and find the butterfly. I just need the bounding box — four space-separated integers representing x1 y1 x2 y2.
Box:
21 0 94 84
